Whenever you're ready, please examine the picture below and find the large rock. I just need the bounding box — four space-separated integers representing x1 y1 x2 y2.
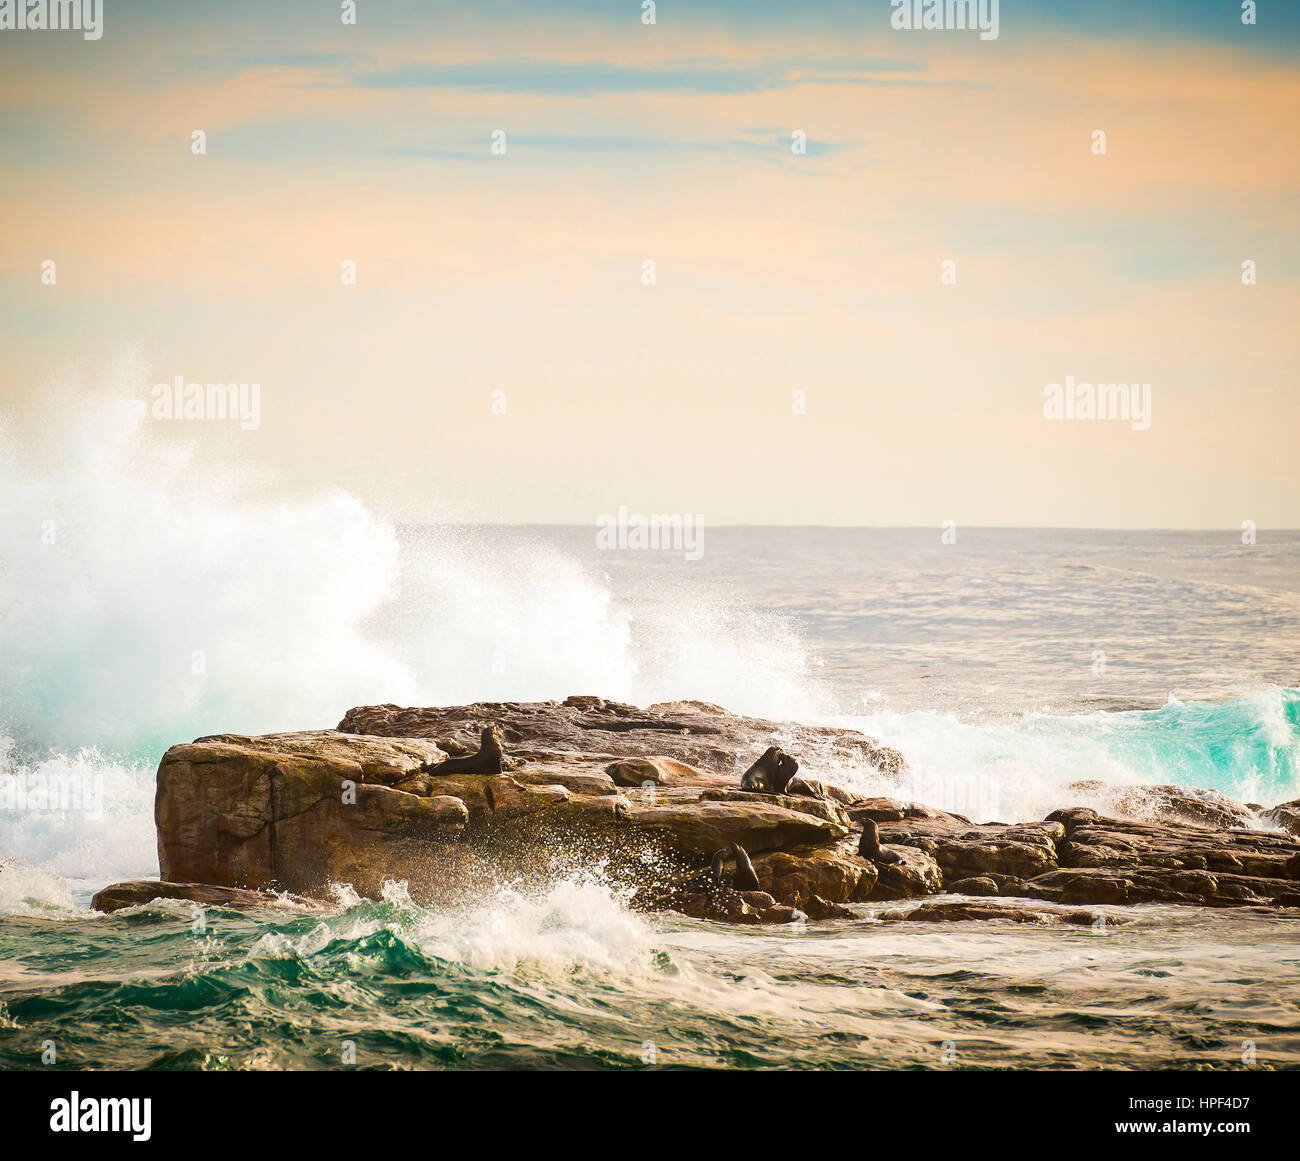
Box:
867 844 944 900
846 798 962 824
1025 867 1300 908
699 787 850 827
1260 799 1300 837
92 880 320 914
620 795 847 858
606 755 732 789
155 730 472 896
879 901 1124 927
1048 808 1299 878
877 816 1062 880
1062 782 1258 830
127 695 1300 926
751 846 878 906
1025 808 1300 907
148 701 889 904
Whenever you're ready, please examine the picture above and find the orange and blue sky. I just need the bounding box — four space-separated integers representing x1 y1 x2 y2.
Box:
1 0 1297 526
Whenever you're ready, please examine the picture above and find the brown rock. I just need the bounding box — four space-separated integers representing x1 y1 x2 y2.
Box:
1062 782 1258 830
1025 866 1300 908
511 768 619 796
846 799 965 824
605 756 731 789
484 777 569 820
1053 812 1300 879
783 776 864 806
1260 799 1300 837
867 844 944 900
391 774 436 796
759 904 801 923
947 876 1000 896
801 894 856 920
155 731 471 897
880 901 1123 926
751 847 878 906
92 879 320 914
620 798 847 859
147 697 1300 926
700 787 850 827
876 816 1062 880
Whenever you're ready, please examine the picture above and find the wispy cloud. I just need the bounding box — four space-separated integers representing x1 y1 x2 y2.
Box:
388 131 861 167
354 56 939 96
237 52 366 70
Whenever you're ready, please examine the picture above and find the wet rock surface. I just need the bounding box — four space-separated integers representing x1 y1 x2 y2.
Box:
92 880 320 914
878 900 1127 927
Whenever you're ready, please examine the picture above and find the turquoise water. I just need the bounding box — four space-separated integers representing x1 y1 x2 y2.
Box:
3 886 1298 1070
2 512 1299 1068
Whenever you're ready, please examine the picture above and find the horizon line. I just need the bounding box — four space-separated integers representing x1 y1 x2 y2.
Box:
389 521 1299 533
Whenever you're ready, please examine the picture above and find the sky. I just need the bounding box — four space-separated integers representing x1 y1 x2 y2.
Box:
1 0 1297 528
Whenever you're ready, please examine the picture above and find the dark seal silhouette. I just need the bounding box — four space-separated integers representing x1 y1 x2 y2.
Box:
857 818 903 864
718 841 761 891
426 725 506 776
680 842 762 894
739 746 799 794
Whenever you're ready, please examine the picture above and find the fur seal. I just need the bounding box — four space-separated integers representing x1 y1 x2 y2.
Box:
739 746 799 794
426 725 506 776
723 841 761 891
682 842 762 894
857 818 903 864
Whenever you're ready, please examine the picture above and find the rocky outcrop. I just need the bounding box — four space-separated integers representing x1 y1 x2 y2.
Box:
91 880 320 914
1026 808 1300 908
154 730 473 897
876 816 1063 880
868 844 945 900
606 756 733 789
752 845 879 906
149 701 885 906
1062 781 1260 830
338 696 906 781
1261 798 1300 836
99 696 1300 928
878 900 1127 926
620 792 847 857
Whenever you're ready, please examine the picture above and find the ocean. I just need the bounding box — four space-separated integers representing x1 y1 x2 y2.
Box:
2 411 1298 1069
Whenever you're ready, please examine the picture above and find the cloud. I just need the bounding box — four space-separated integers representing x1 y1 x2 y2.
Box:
354 56 941 96
237 52 367 70
388 131 861 167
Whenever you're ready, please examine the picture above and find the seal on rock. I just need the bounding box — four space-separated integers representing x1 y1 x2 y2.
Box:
857 818 903 864
425 725 507 776
739 746 799 794
720 841 761 891
680 842 762 894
